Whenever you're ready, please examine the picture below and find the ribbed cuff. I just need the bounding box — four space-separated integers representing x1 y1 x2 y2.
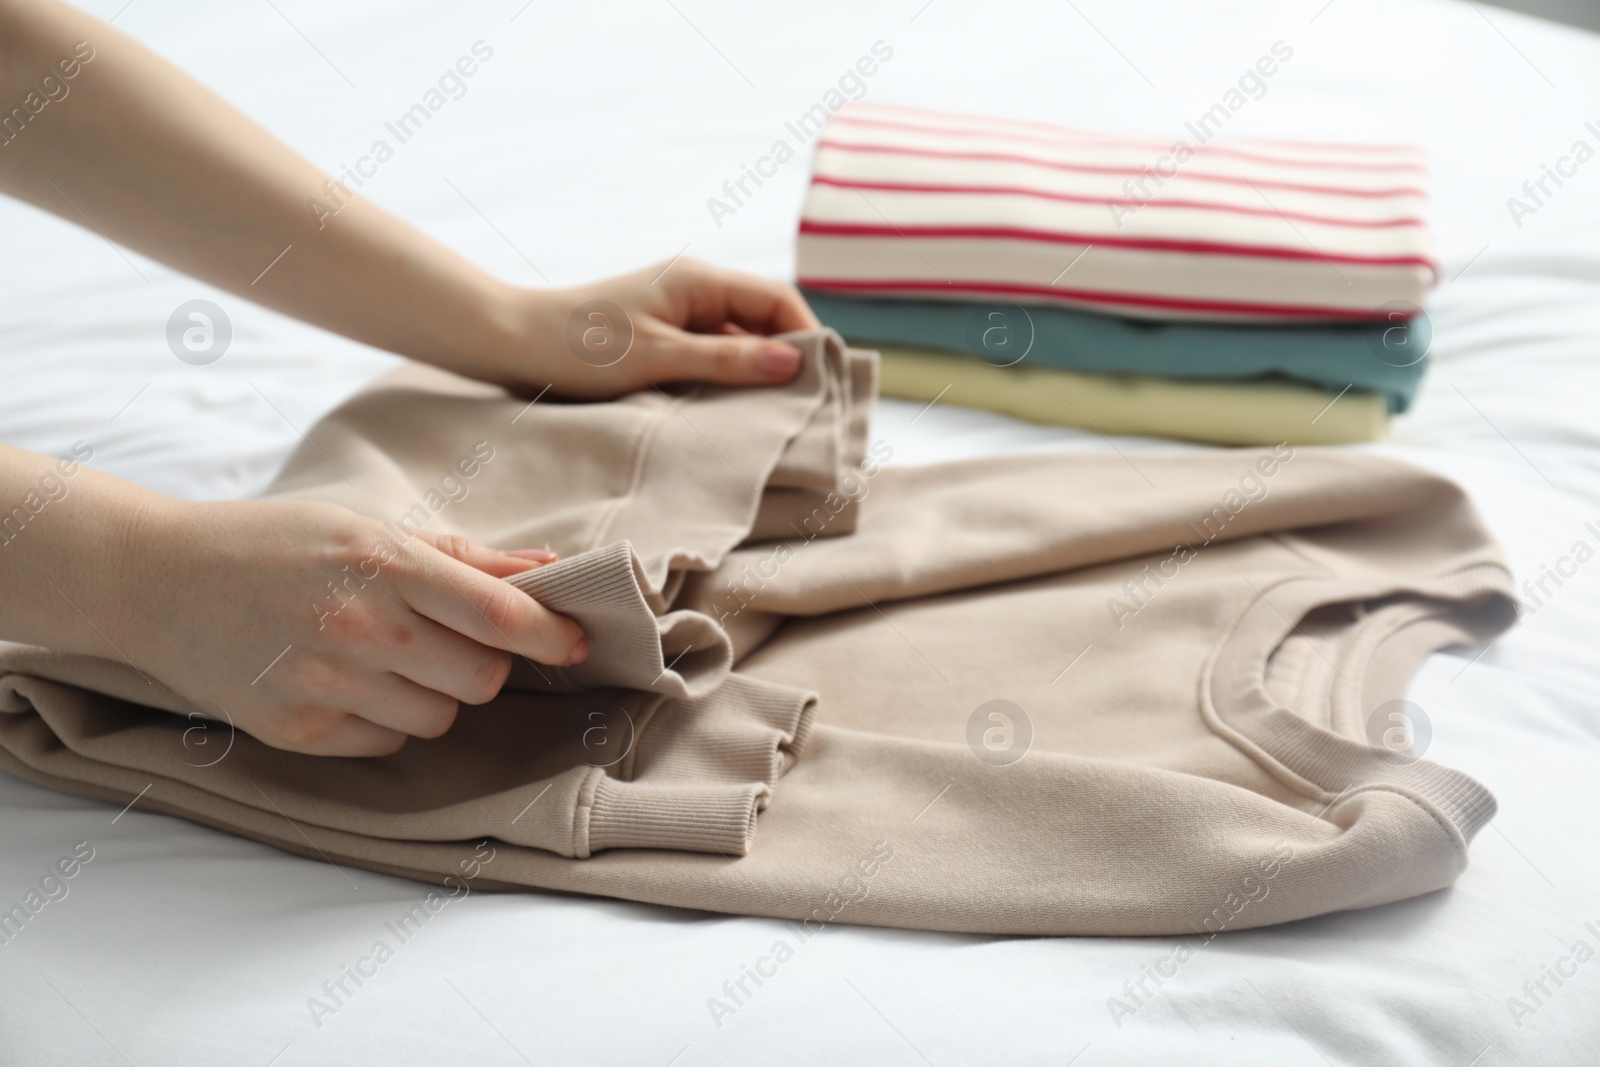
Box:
580 774 764 857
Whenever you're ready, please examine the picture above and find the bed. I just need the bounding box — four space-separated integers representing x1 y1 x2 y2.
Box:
2 0 1597 1062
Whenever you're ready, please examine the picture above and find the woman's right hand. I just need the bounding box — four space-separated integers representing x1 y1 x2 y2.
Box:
116 497 586 757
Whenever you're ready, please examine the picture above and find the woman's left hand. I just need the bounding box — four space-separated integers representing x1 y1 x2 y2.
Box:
0 4 820 404
481 257 822 399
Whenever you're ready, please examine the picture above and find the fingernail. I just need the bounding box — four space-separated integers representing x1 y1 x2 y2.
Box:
506 548 559 563
566 637 590 666
757 342 802 379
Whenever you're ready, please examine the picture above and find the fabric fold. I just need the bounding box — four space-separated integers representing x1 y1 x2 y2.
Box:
796 102 1437 322
0 328 1521 936
870 342 1389 445
802 289 1428 413
503 541 733 700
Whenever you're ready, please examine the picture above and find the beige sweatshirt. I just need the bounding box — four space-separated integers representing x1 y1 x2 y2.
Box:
0 331 1514 935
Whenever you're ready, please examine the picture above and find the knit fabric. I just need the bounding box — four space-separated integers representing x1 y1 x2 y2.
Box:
796 103 1437 322
802 290 1430 414
0 331 1514 935
872 344 1388 445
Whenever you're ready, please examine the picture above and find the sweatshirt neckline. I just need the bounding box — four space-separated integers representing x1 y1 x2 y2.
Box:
1200 564 1512 846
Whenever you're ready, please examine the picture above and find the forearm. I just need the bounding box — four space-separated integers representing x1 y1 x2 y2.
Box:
0 442 159 659
0 0 519 373
0 442 587 756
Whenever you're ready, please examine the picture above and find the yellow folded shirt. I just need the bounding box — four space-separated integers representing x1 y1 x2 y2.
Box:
874 345 1388 446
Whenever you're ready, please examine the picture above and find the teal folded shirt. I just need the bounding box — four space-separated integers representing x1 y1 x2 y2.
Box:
801 291 1429 413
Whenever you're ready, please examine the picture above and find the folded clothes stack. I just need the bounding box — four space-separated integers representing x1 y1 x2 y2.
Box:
795 103 1437 445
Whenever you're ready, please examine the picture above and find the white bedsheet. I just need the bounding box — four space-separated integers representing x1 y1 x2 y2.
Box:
3 0 1599 1063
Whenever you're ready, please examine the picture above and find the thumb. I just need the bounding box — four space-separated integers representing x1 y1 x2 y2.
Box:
661 331 804 386
412 530 556 579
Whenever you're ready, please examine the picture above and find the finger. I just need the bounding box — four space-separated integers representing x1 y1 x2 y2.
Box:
378 612 516 707
414 530 553 579
504 548 560 563
352 669 466 737
396 542 588 666
656 330 804 386
676 261 821 335
258 653 461 742
262 709 410 757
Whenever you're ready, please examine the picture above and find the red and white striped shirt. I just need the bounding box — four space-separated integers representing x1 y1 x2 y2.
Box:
796 103 1435 323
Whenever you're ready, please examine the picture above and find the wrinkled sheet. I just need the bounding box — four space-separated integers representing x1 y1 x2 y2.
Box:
1 0 1597 1062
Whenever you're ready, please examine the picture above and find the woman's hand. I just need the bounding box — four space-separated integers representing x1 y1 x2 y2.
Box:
477 257 823 400
1 4 819 401
115 497 586 757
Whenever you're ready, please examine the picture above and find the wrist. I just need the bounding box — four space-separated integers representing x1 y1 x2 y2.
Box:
0 448 180 662
409 277 561 395
91 487 194 666
468 283 568 392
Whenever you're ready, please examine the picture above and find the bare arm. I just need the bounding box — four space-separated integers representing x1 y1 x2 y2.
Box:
0 0 818 396
0 0 826 755
0 442 587 757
